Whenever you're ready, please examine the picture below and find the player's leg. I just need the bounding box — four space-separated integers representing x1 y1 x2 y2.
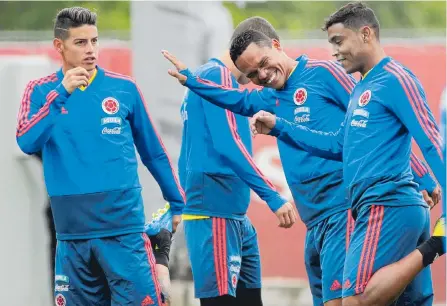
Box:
394 208 433 306
234 216 263 306
54 239 110 306
342 205 431 306
184 217 243 303
93 233 164 306
304 223 324 305
320 209 355 306
348 215 445 306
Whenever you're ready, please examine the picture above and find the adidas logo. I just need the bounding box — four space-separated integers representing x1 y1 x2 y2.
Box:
141 295 154 306
343 279 351 289
330 280 342 291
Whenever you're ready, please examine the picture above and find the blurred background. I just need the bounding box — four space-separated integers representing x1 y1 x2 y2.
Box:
0 1 445 305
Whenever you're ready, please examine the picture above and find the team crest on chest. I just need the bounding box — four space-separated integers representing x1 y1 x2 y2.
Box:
55 294 66 306
293 88 307 105
102 97 120 115
358 90 372 107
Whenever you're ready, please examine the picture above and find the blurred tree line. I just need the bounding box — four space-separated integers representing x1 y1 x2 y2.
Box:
0 1 444 32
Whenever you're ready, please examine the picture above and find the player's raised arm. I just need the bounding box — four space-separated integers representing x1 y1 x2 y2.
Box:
16 67 88 154
252 111 345 161
129 82 186 216
384 63 445 188
163 50 276 116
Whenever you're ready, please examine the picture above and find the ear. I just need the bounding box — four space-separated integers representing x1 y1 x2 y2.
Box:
53 38 63 54
360 26 373 43
272 39 282 51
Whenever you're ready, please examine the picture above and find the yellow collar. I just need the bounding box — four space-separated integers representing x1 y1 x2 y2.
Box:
288 64 297 80
79 69 97 91
361 68 372 80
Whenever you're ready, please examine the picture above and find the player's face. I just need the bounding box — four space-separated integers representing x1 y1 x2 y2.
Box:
327 23 368 74
55 25 99 72
235 41 288 89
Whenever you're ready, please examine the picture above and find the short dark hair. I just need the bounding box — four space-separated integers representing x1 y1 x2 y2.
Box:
230 30 272 64
323 2 380 39
54 7 97 40
231 16 280 43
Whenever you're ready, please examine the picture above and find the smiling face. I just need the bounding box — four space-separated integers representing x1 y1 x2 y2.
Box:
54 25 99 72
326 22 373 74
234 40 289 89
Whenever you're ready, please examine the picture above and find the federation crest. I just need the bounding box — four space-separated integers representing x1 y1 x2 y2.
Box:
358 90 371 107
55 294 66 306
102 97 120 115
293 88 307 105
231 274 238 288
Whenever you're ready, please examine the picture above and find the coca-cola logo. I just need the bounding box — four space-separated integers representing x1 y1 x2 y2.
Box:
102 127 121 134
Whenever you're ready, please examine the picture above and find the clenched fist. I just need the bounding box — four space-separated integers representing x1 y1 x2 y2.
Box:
250 110 277 136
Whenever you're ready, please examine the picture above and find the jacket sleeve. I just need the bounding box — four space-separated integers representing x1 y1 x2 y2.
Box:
16 80 69 154
182 68 277 116
201 67 287 212
410 152 437 193
385 66 445 188
269 116 345 161
129 81 186 215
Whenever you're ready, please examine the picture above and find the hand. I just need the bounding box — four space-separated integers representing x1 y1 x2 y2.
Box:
161 50 188 85
61 67 90 93
275 202 298 228
421 190 434 208
422 185 441 209
430 185 441 208
172 214 182 233
250 111 277 136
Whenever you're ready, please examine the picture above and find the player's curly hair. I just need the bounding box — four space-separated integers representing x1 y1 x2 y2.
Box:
231 16 280 44
323 2 380 39
54 7 97 40
230 30 272 65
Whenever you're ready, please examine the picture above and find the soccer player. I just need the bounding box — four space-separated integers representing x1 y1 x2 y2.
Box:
162 18 438 306
174 18 296 306
248 2 445 305
16 7 184 306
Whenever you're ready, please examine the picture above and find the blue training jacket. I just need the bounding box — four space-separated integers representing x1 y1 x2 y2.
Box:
179 55 435 228
268 57 444 214
16 66 185 240
178 58 286 220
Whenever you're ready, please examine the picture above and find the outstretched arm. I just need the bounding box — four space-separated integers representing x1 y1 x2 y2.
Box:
251 111 345 161
162 49 277 116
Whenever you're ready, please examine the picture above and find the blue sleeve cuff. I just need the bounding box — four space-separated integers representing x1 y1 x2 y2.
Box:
269 117 286 137
55 83 70 99
418 173 437 194
266 195 288 213
180 69 194 87
170 202 184 215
